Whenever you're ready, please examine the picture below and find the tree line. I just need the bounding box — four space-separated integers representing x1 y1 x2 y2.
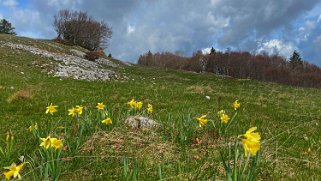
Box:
138 49 321 88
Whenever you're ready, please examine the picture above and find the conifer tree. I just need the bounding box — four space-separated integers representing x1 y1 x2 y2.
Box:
289 51 303 65
0 19 16 35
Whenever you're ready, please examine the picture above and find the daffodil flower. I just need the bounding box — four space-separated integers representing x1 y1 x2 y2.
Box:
40 136 52 149
96 102 105 110
136 101 143 109
3 162 25 180
51 138 63 149
241 127 261 157
127 99 137 108
68 107 77 117
102 117 112 125
28 123 38 132
220 114 230 124
218 110 226 117
233 100 241 110
40 136 63 150
196 115 208 127
46 103 57 115
147 104 153 113
75 105 83 115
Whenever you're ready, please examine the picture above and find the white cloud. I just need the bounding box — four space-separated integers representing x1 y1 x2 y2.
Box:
306 20 315 30
2 0 18 7
257 39 296 58
202 47 211 54
206 12 230 28
127 24 135 34
297 20 316 42
201 47 223 54
318 14 321 22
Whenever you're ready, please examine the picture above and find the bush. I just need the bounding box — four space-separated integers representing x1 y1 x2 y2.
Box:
84 50 104 61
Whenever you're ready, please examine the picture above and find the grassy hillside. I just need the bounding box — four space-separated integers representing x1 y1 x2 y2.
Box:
0 34 321 180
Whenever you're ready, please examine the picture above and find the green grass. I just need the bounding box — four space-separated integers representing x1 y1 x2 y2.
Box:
1 34 321 180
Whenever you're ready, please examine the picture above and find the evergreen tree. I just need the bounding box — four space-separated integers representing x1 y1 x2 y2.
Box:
0 19 16 35
210 47 216 55
289 51 303 65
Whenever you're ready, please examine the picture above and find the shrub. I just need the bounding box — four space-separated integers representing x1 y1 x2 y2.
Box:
84 50 104 61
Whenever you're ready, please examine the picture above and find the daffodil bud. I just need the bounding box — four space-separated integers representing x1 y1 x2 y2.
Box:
6 132 9 142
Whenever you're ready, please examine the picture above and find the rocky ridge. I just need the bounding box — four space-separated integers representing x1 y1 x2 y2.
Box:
2 42 120 81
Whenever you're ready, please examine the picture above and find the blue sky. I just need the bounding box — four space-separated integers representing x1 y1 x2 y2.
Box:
1 0 321 66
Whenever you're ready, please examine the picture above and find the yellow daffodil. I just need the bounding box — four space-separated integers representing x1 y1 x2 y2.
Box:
28 123 38 132
75 105 83 115
102 117 112 125
68 107 77 117
40 136 52 149
233 100 241 110
40 136 63 150
28 125 33 132
3 162 25 180
196 115 208 127
45 103 57 115
220 114 230 124
241 127 261 157
51 138 63 149
96 102 105 110
218 110 225 117
147 104 153 113
127 99 144 109
127 99 137 108
136 101 143 109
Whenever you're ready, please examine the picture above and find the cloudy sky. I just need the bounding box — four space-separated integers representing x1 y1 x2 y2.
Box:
1 0 321 65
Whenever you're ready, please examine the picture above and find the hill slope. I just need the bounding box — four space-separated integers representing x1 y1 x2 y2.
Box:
0 34 321 180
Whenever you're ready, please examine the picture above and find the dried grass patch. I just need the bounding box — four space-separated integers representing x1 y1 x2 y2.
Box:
7 85 38 102
186 85 214 94
80 128 177 164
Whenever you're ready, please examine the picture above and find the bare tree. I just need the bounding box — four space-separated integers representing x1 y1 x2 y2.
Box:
53 9 112 50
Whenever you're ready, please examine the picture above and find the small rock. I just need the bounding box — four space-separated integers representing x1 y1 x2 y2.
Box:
96 58 118 67
205 96 210 100
124 116 159 129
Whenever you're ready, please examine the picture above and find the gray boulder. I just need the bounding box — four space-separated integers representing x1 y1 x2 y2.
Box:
124 116 159 129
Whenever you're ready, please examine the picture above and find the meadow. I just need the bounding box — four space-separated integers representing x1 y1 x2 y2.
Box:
0 34 321 180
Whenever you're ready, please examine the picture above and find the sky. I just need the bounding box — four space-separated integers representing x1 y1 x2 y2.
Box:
1 0 321 65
